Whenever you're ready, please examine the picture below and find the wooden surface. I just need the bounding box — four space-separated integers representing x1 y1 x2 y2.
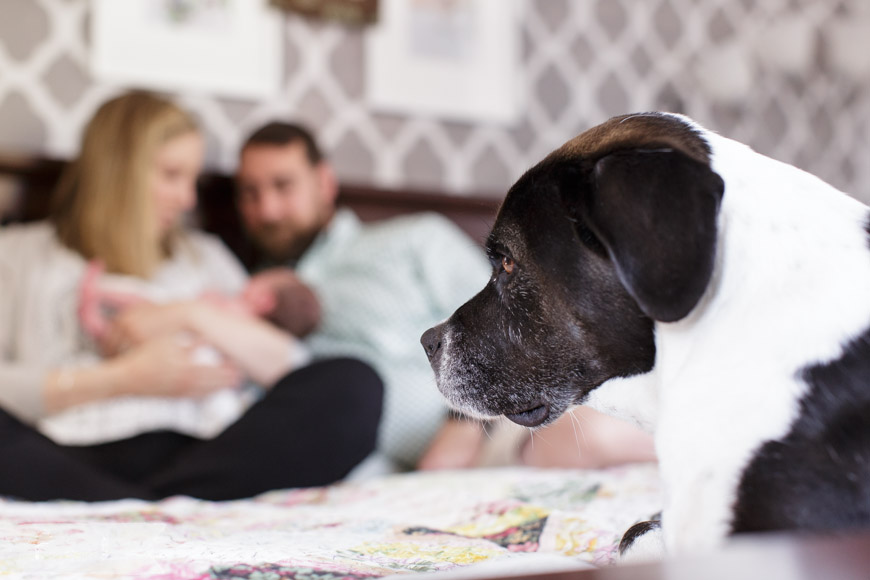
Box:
478 532 870 580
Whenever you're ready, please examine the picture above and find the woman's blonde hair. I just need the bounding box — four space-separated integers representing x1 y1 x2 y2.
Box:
52 91 199 278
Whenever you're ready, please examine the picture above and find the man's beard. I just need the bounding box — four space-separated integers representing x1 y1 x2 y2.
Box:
250 220 321 265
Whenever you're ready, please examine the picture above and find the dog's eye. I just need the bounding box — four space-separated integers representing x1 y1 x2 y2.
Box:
501 256 515 275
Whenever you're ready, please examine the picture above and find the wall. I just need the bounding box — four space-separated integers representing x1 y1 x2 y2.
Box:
1 0 869 200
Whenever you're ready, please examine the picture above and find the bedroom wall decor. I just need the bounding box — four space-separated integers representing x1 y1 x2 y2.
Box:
91 0 283 100
270 0 379 25
0 0 868 199
365 0 522 125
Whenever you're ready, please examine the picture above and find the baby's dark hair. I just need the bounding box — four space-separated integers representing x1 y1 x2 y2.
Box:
242 121 323 165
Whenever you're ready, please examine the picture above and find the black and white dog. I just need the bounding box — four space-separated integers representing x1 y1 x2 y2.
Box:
421 113 870 559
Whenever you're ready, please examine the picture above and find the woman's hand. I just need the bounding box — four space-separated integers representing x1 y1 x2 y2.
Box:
44 335 242 415
78 260 149 355
78 260 197 356
113 335 242 398
102 301 195 355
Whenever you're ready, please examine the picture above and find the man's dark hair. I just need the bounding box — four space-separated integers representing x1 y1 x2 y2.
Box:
242 121 323 165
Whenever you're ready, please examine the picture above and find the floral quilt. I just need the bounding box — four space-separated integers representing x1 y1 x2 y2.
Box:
0 464 661 579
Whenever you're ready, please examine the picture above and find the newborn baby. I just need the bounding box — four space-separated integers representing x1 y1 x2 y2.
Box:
38 262 268 445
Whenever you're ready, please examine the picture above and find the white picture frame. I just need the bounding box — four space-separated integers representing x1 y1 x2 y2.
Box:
365 0 522 125
90 0 283 100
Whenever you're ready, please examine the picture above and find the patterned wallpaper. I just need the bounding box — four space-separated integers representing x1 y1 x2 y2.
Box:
1 0 869 201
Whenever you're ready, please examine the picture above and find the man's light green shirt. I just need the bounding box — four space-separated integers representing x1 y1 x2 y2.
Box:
295 209 491 468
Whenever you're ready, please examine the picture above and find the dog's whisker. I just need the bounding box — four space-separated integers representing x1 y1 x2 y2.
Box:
574 410 590 447
529 426 555 448
569 410 586 455
481 420 495 442
568 413 581 454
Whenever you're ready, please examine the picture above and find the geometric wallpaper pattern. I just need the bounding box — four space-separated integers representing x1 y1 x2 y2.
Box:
1 0 869 202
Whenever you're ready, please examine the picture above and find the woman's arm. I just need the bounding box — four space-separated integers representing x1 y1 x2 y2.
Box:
98 299 307 387
1 338 242 421
43 338 241 415
42 363 125 416
76 236 309 386
182 301 308 387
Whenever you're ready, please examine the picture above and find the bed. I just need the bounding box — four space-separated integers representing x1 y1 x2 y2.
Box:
0 153 664 578
0 464 662 578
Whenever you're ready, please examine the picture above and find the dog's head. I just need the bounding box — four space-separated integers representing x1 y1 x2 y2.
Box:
421 113 725 427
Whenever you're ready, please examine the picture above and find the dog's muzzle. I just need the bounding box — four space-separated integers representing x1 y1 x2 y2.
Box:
422 323 555 428
421 325 444 370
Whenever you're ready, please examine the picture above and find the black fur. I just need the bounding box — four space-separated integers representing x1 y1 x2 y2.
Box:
732 247 870 535
568 149 724 322
619 519 662 556
423 158 658 427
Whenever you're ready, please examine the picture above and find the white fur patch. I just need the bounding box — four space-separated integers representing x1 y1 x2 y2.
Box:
437 327 496 420
618 526 666 566
585 372 658 433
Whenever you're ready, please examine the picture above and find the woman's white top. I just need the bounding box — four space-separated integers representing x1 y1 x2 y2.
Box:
0 221 260 445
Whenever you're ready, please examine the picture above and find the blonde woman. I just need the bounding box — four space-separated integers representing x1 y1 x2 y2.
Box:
0 92 382 501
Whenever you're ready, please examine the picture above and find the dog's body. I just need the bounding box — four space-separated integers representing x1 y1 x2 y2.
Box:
422 113 870 557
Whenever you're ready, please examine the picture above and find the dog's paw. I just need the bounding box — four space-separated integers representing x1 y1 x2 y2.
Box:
618 520 665 565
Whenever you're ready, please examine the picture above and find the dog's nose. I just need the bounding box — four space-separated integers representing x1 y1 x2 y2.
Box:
421 326 443 363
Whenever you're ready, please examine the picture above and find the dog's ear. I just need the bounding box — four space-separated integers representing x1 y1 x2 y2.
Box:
564 148 724 322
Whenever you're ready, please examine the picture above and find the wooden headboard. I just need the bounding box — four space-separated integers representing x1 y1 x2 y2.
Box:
0 152 501 269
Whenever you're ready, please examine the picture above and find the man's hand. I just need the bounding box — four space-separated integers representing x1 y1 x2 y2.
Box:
417 418 485 470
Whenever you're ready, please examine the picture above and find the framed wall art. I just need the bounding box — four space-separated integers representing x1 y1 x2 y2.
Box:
365 0 522 125
270 0 379 25
90 0 283 100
